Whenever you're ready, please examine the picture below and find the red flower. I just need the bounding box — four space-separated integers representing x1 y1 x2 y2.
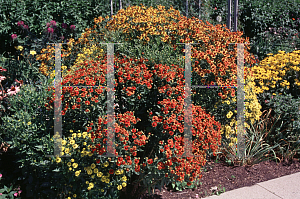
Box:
147 159 153 164
109 169 114 174
152 122 157 127
124 145 129 150
135 165 140 172
96 159 100 164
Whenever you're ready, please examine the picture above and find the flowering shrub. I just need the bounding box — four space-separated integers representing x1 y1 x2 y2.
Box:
36 4 263 198
81 5 261 143
251 50 300 160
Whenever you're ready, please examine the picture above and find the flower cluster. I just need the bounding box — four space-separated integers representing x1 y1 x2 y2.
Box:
252 50 300 95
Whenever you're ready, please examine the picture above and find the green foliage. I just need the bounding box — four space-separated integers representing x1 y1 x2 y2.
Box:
221 114 280 167
259 92 300 160
0 0 111 58
0 80 65 198
238 0 300 61
170 178 201 192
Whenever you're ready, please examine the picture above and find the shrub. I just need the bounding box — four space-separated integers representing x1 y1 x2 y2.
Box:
252 49 300 161
0 79 65 198
239 0 300 61
36 4 262 198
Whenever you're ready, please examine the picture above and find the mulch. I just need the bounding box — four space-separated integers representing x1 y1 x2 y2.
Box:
137 156 300 199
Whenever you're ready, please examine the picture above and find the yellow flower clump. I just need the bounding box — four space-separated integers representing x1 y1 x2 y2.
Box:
252 50 300 94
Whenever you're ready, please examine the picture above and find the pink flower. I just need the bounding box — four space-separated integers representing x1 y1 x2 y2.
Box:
7 86 20 96
14 192 18 197
50 20 56 26
70 25 76 30
23 25 29 30
0 174 2 178
62 23 68 29
0 193 2 196
215 7 217 10
0 67 7 72
11 34 17 40
15 79 23 86
47 27 54 33
17 21 24 27
46 23 51 27
18 190 22 194
0 91 7 100
0 76 6 83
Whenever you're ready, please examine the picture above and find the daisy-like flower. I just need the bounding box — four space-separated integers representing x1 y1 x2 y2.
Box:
30 50 36 55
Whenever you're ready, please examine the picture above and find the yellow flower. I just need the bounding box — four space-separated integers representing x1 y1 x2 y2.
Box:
67 162 72 167
68 197 71 199
70 130 73 133
101 189 104 192
61 140 67 145
72 163 78 168
15 46 23 51
122 182 127 187
117 185 123 190
73 194 77 197
91 163 96 169
122 176 127 181
72 133 77 138
87 170 93 175
97 172 103 177
69 167 72 171
94 168 98 173
73 144 78 149
77 133 82 137
71 159 75 162
75 171 80 177
89 182 94 188
70 140 75 145
83 142 87 145
103 162 109 167
86 181 89 184
27 122 32 125
226 111 233 118
65 148 70 154
56 157 61 163
30 50 36 55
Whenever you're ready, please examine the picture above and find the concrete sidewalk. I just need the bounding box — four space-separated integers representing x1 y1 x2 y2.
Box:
202 172 300 199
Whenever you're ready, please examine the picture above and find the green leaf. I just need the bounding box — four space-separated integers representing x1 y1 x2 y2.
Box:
171 183 175 189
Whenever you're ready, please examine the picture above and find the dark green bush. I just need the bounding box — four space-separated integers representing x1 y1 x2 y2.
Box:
258 92 300 160
238 0 300 61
